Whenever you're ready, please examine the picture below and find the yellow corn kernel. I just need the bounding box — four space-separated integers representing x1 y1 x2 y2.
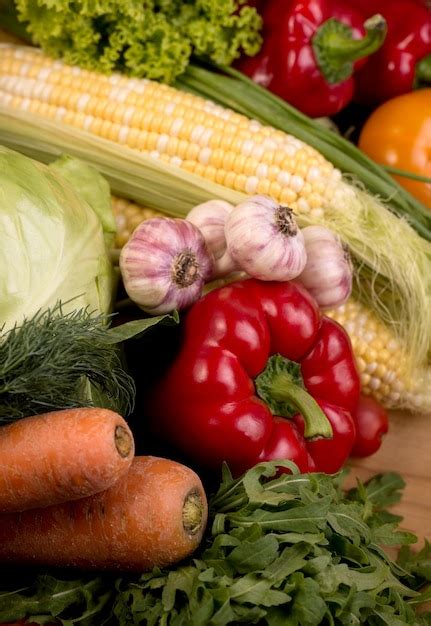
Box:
111 196 165 248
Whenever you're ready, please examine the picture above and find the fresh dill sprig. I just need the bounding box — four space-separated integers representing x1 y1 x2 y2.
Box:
0 303 136 421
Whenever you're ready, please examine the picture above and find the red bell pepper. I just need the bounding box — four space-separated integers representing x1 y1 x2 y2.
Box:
352 0 431 105
351 394 389 457
148 279 360 476
236 0 387 117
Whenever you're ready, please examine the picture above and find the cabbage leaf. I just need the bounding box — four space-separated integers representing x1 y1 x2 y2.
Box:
0 145 115 330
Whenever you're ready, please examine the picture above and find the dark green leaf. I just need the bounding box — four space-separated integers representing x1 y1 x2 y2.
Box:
228 534 279 573
329 534 370 565
351 473 406 510
228 496 332 533
372 523 417 547
106 311 179 343
327 503 371 545
0 574 113 625
208 598 236 625
262 544 312 582
290 575 327 626
229 574 289 606
162 567 200 612
0 304 136 419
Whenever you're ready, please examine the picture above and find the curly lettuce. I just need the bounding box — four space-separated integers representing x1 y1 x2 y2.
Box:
14 0 263 83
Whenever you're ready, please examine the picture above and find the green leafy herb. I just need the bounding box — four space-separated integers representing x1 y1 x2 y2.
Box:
0 303 177 420
0 465 430 624
7 0 262 84
0 573 116 626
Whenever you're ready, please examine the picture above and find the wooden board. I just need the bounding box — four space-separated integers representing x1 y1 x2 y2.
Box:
346 410 431 543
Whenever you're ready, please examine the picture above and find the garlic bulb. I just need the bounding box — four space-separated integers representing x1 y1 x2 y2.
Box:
120 217 214 314
298 225 353 309
186 200 237 277
225 195 307 281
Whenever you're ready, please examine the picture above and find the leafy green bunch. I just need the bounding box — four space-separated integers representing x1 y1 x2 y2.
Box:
0 303 178 421
1 463 430 625
12 0 262 83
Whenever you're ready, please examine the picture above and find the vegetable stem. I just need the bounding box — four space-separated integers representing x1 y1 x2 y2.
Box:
313 14 387 84
270 375 333 439
384 165 431 184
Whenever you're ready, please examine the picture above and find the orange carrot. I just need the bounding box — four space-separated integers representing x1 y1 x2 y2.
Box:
0 407 134 512
0 456 208 572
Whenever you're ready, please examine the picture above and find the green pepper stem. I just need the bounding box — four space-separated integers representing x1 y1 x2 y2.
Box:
270 374 333 440
313 14 387 84
416 53 431 85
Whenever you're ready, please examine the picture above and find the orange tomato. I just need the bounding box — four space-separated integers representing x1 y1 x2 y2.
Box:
358 89 431 209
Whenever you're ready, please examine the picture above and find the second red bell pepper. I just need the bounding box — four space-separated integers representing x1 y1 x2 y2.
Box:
351 395 389 457
147 279 360 476
351 0 431 105
237 0 387 117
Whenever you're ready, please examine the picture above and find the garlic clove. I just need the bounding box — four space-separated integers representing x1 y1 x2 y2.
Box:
186 200 234 260
120 217 214 314
225 195 307 282
298 225 353 309
213 249 239 278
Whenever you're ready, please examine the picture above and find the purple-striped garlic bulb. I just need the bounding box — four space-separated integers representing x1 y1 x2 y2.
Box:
120 218 214 314
225 195 307 281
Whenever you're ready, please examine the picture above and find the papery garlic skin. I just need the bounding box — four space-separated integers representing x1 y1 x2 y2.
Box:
120 217 214 314
225 195 307 281
186 200 233 259
298 225 353 309
186 200 237 277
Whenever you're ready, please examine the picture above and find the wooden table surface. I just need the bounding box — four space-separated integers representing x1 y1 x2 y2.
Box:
347 410 431 543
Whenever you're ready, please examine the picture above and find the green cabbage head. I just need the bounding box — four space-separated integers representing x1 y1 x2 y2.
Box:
0 146 115 331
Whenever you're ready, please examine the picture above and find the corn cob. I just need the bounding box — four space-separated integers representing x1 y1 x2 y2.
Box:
0 43 430 376
0 45 338 218
327 300 431 414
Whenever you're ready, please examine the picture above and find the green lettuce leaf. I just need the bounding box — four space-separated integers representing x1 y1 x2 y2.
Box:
12 0 262 83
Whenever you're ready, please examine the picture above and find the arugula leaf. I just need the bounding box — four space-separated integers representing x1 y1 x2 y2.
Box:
371 523 417 547
289 574 328 625
262 544 312 582
327 502 372 545
228 496 332 533
349 473 406 510
0 573 114 625
229 574 289 606
227 534 279 573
